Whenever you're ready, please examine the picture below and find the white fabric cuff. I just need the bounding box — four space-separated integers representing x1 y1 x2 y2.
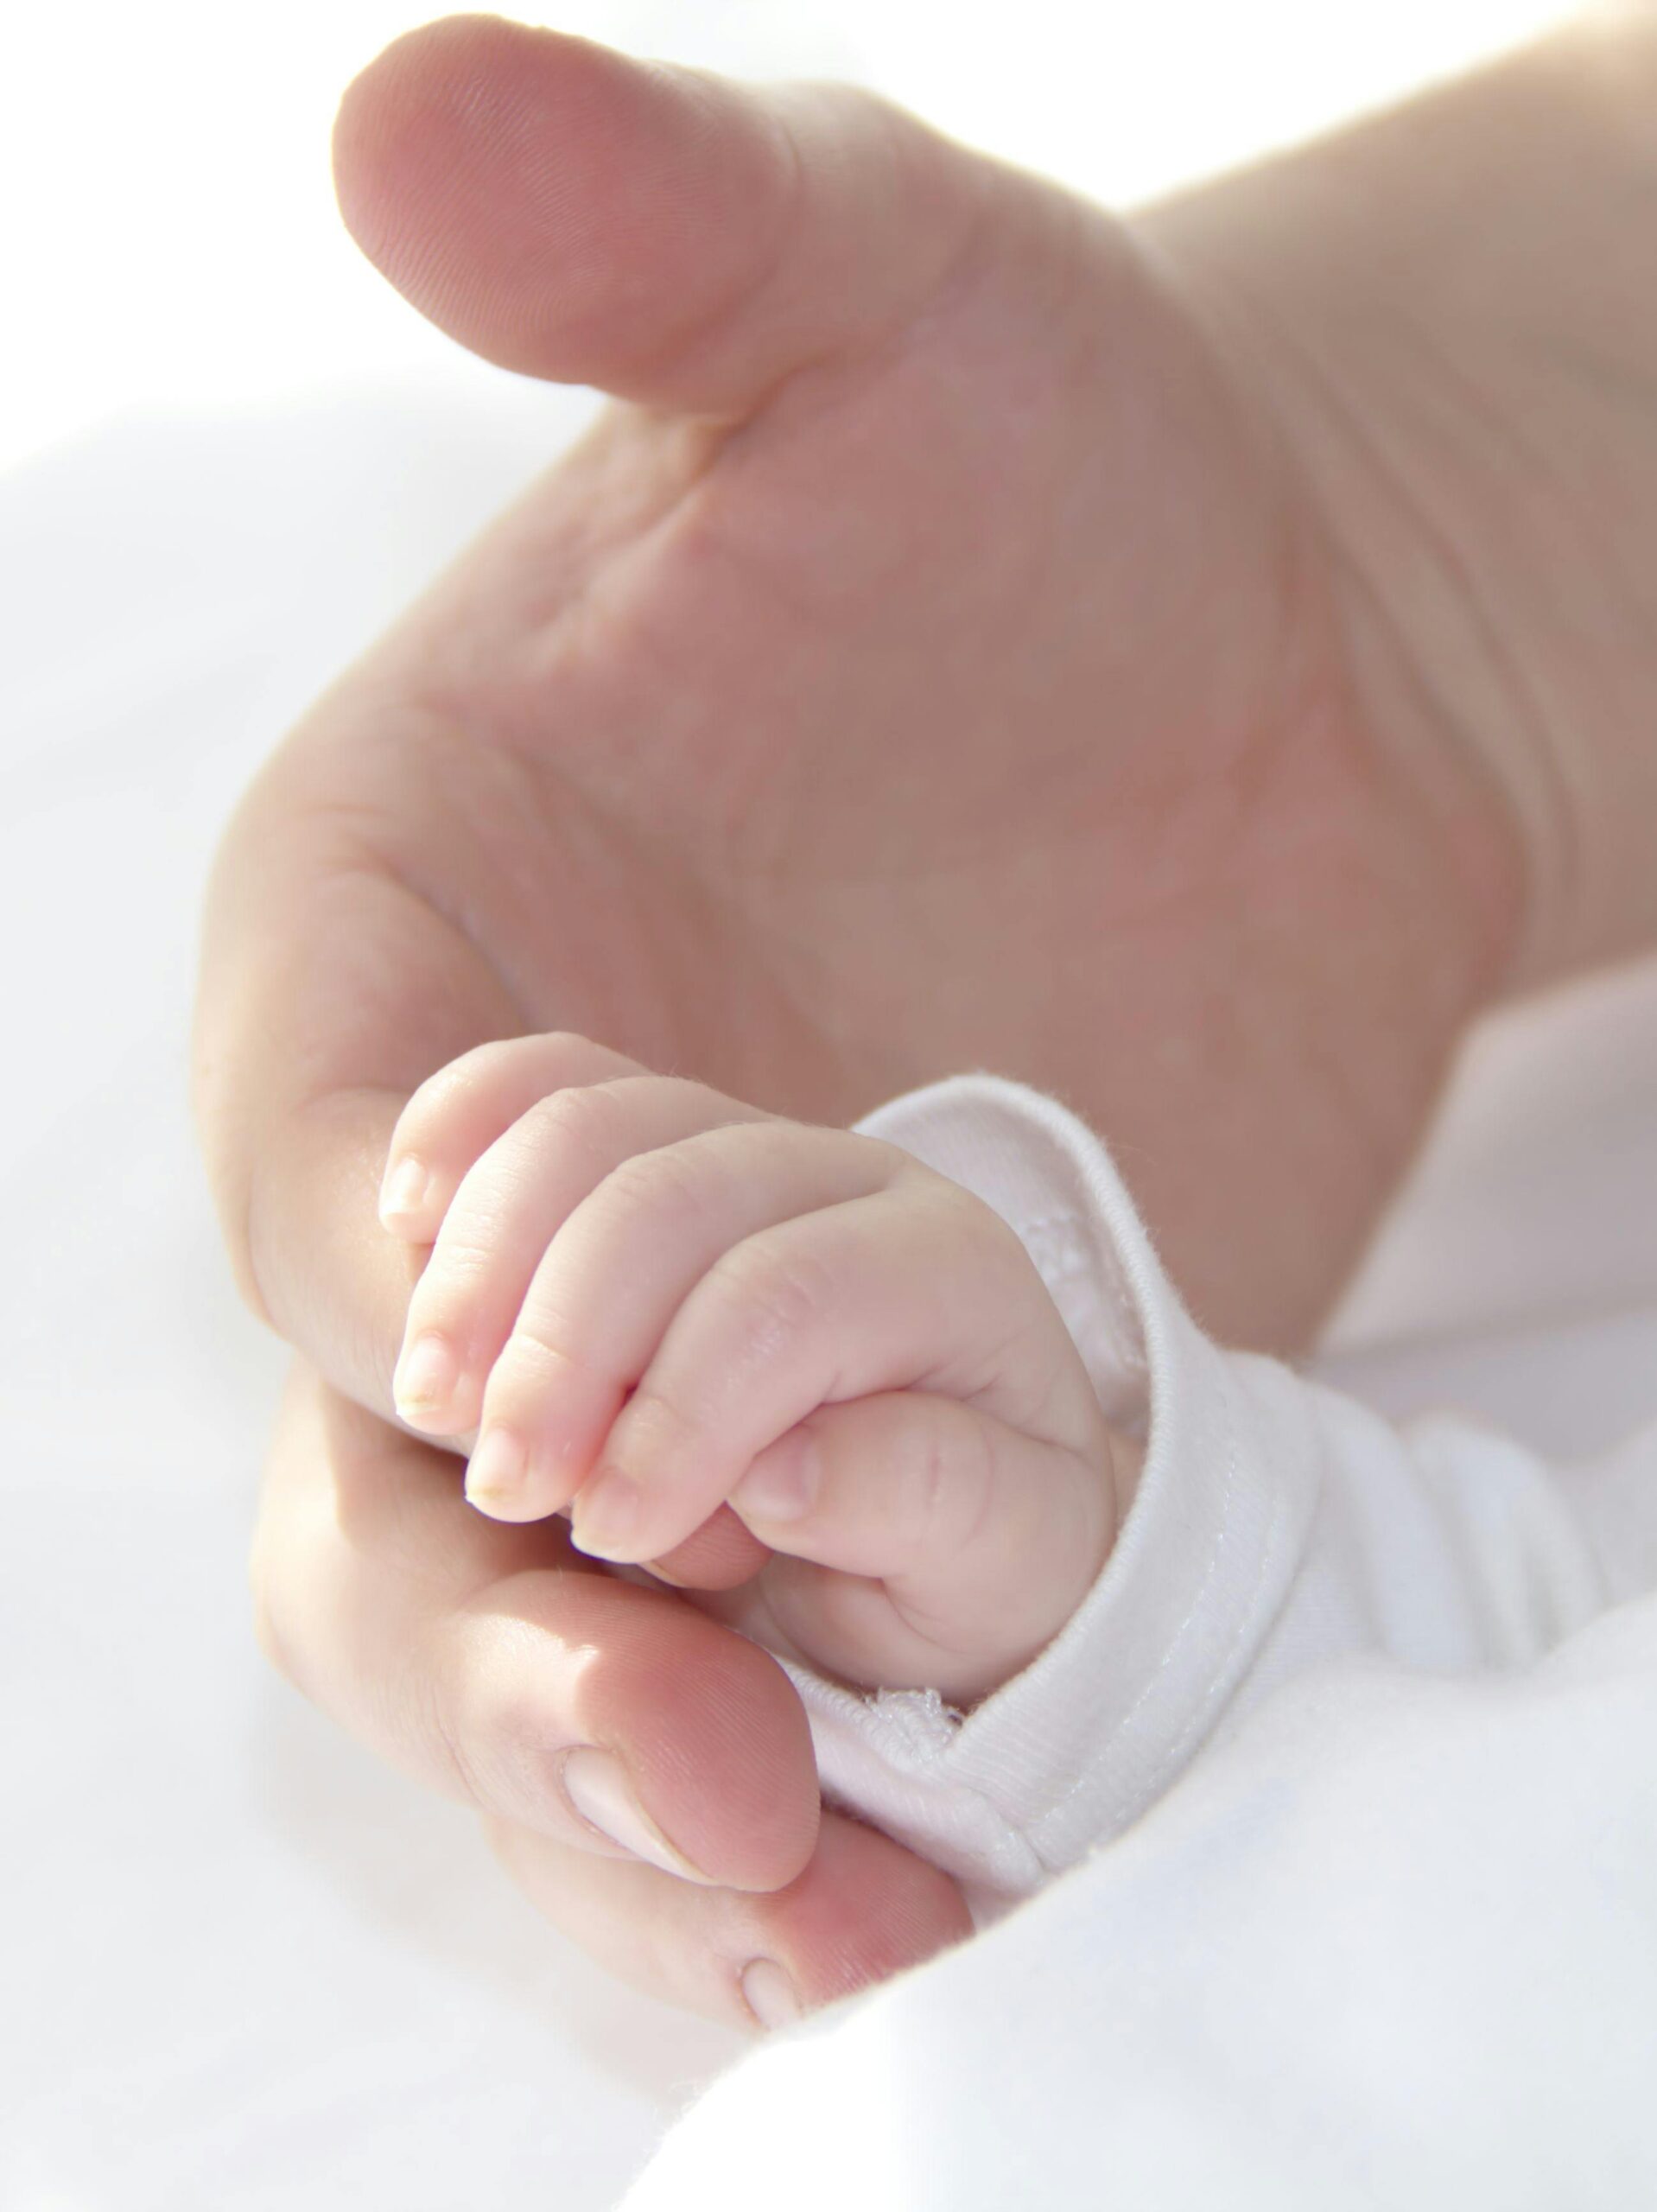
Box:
774 1071 1325 1900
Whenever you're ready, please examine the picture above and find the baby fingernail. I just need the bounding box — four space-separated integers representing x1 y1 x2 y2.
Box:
559 1747 711 1882
731 1430 819 1525
379 1156 431 1226
394 1332 456 1421
740 1959 803 2031
570 1471 644 1560
466 1427 527 1512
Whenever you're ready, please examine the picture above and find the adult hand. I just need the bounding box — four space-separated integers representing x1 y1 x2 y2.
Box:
195 16 1553 2024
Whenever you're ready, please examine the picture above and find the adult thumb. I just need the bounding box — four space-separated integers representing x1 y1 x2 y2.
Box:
332 13 988 416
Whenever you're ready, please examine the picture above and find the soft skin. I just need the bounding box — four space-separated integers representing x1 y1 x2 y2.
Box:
194 13 1657 2028
381 1031 1138 1702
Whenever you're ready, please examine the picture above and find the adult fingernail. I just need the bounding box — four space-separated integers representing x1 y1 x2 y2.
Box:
394 1332 456 1423
379 1156 431 1226
466 1426 527 1513
731 1429 819 1525
740 1958 803 2031
559 1746 712 1883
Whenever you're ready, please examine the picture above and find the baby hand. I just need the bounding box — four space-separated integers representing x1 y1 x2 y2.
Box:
378 1035 1138 1702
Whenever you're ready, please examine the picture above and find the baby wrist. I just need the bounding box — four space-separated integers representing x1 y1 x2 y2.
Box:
773 1073 1319 1900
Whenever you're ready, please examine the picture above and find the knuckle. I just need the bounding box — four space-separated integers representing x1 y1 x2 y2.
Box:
527 1082 628 1170
485 1324 578 1407
518 1030 632 1102
406 1038 523 1131
596 1141 722 1240
532 1028 604 1070
403 1270 494 1357
610 1381 702 1467
470 1031 596 1093
412 1190 493 1262
711 1236 838 1363
414 1223 498 1295
917 1170 1006 1249
911 1408 955 1535
908 1402 994 1559
873 1140 937 1190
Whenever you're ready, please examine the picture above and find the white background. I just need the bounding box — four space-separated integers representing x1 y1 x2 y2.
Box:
7 5 1655 2209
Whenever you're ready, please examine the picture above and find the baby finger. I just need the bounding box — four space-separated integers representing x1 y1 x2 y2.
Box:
727 1390 1129 1700
380 1030 651 1238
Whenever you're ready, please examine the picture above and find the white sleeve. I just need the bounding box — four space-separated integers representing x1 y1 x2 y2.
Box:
765 1071 1657 1910
621 1590 1657 2212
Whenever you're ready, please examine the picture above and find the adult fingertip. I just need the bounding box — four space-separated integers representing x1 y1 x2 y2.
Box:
332 15 777 390
330 13 981 412
559 1745 720 1885
763 1812 975 2016
621 1622 821 1892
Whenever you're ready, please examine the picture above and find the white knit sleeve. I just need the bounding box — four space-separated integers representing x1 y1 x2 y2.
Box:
765 1071 1641 1910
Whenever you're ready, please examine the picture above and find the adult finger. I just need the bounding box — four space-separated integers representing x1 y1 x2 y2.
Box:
332 14 991 416
251 1359 818 1891
484 1802 973 2032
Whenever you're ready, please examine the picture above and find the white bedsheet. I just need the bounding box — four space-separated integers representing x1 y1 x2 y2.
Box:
3 393 1653 2208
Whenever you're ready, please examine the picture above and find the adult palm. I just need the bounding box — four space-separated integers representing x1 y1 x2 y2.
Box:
194 18 1518 2027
